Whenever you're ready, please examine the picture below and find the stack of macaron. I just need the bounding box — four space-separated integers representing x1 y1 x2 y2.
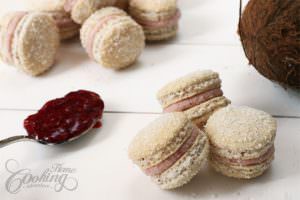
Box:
157 70 231 128
128 69 277 189
129 0 181 41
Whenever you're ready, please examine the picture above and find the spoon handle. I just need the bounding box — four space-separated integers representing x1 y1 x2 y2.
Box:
0 135 34 148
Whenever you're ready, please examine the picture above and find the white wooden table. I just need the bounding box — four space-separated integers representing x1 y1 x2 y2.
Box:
0 1 299 200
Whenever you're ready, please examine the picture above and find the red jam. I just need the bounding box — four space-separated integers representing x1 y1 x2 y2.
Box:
24 90 105 144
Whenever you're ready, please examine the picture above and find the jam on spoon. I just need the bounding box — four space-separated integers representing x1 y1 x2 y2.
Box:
0 90 104 148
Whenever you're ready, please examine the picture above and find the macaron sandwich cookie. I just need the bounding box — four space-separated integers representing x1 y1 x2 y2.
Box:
80 7 145 69
157 70 230 128
129 0 181 41
206 106 277 179
129 113 209 189
45 11 80 40
0 11 60 76
27 0 80 40
64 0 117 24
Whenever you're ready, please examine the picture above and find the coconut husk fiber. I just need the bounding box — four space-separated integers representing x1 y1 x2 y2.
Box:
238 0 300 89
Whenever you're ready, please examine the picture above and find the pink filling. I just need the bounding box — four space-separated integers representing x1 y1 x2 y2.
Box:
144 127 199 176
4 11 27 63
86 14 121 59
214 146 275 166
164 88 223 112
64 0 78 12
137 9 181 29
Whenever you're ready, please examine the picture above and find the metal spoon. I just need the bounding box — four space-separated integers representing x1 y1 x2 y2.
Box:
0 124 95 148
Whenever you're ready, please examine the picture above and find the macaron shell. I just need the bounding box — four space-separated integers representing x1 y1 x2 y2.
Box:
93 16 145 69
210 154 274 179
44 11 80 40
153 134 209 189
80 7 127 49
13 13 60 76
71 0 116 24
184 96 231 127
128 113 190 163
144 24 178 41
205 106 277 152
26 0 67 11
129 7 178 22
157 70 221 108
129 0 177 12
212 143 274 160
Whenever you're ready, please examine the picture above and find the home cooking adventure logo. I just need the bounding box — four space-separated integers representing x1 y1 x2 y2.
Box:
4 159 78 194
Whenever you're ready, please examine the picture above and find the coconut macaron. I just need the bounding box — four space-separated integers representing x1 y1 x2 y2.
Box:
64 0 116 24
80 7 145 70
26 0 80 40
45 10 80 40
157 70 230 128
129 0 181 41
128 112 209 189
206 106 277 179
0 11 60 76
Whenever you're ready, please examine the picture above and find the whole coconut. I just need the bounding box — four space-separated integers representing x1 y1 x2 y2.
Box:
239 0 300 88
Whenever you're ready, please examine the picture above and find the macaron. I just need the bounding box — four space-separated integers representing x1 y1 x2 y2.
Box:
157 70 230 128
64 0 116 24
26 0 80 40
128 112 209 189
0 11 60 76
129 0 181 41
206 106 277 179
80 7 145 70
45 10 80 40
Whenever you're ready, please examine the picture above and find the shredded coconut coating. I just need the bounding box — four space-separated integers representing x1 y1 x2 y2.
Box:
26 0 67 11
210 153 274 179
185 96 231 121
153 134 209 189
157 70 221 108
129 1 179 41
44 10 80 40
81 7 144 69
0 12 60 76
129 0 177 12
206 106 277 152
70 0 117 24
128 113 191 163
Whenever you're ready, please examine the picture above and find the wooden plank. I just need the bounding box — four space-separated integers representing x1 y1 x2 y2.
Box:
0 111 299 199
0 43 299 116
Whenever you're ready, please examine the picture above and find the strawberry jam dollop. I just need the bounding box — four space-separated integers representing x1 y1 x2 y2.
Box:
24 90 104 144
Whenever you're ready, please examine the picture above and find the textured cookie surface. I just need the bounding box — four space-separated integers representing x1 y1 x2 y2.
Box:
70 0 116 24
129 0 177 12
157 70 221 107
206 106 277 152
26 0 67 11
153 133 209 189
80 7 144 69
128 113 190 163
14 13 60 75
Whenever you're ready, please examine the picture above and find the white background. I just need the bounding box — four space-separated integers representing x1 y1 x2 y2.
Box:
0 0 299 200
